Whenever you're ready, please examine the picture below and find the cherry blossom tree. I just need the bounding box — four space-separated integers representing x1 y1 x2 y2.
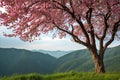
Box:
0 0 120 73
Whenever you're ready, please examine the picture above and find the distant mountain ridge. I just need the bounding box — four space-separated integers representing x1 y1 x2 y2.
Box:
32 49 72 58
0 45 120 76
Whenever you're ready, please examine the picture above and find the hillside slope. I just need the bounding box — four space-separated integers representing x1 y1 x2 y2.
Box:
0 45 120 76
0 48 56 76
55 45 120 72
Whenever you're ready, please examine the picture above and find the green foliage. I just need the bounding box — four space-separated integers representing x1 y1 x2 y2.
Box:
0 73 43 80
0 72 120 80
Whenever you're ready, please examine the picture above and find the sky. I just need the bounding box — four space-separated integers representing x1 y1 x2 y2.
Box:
0 26 120 51
0 7 120 51
0 26 86 51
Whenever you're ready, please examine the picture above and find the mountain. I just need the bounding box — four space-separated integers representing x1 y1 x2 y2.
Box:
55 45 120 72
55 49 93 72
32 50 72 58
0 45 120 76
0 48 56 76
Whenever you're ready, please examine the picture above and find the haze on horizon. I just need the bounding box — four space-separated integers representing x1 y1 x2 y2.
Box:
0 26 120 51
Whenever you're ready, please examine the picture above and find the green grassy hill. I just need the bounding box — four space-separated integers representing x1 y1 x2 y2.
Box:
0 45 120 76
0 48 56 76
55 45 120 72
55 49 93 72
0 72 120 80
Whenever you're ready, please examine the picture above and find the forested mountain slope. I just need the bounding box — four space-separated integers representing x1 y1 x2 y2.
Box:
0 45 120 76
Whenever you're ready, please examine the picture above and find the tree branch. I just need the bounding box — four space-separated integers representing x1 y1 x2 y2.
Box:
53 0 90 45
69 0 75 14
86 8 96 47
98 14 110 55
98 2 111 55
104 20 120 50
53 22 87 46
76 19 91 45
101 2 111 41
26 0 41 11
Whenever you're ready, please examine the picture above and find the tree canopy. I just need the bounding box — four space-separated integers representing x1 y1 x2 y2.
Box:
0 0 120 73
0 0 119 44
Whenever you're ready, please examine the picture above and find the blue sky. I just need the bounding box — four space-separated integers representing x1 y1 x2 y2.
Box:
0 26 120 51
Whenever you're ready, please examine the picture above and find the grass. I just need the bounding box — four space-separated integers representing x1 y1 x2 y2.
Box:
0 72 120 80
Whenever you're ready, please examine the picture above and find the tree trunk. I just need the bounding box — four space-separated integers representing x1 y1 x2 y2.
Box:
93 56 105 73
89 48 105 73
